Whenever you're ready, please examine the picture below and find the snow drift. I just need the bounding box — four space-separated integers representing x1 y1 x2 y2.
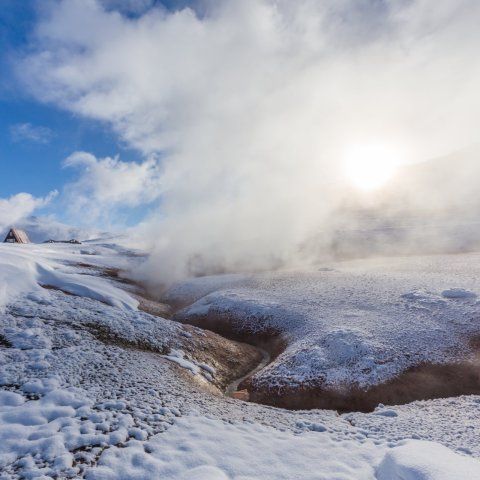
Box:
0 243 138 311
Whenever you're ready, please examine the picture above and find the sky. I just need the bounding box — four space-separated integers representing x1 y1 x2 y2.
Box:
0 0 184 226
1 0 480 281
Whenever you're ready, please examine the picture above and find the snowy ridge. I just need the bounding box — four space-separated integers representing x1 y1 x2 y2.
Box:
171 253 480 390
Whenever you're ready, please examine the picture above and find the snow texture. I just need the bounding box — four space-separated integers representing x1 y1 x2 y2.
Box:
171 253 480 389
1 241 480 479
0 243 138 311
87 417 480 480
377 441 480 480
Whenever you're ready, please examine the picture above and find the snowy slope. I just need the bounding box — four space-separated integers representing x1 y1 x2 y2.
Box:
170 253 480 394
0 242 137 311
1 242 480 479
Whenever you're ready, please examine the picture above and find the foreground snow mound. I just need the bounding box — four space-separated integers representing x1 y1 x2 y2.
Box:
169 253 480 404
377 441 480 480
87 415 382 480
88 416 480 480
344 396 480 456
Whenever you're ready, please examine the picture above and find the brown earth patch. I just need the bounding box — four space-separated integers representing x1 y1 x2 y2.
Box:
120 292 266 390
173 309 287 360
40 284 77 296
172 307 480 412
39 283 263 394
135 296 173 319
244 356 480 413
84 320 263 392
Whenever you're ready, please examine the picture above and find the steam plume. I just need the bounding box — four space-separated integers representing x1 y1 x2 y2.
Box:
17 0 480 284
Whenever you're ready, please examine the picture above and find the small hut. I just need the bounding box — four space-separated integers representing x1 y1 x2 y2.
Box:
3 228 30 244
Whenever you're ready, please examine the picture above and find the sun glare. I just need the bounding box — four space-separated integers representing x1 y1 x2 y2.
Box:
343 144 399 191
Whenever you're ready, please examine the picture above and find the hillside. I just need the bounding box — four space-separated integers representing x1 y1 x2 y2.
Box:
0 241 479 478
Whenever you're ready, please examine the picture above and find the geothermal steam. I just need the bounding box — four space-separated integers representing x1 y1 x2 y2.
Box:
18 0 480 283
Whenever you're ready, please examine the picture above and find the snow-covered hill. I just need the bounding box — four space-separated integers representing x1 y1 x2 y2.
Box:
168 253 480 410
1 241 480 479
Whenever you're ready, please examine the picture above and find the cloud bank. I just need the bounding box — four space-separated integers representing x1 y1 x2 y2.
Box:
62 151 162 224
0 192 57 234
17 0 480 283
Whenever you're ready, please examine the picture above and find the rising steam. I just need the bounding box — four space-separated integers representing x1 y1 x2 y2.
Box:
17 0 480 285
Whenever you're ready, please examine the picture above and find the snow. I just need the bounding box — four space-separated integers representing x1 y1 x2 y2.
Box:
4 216 99 244
170 253 480 390
344 396 480 457
0 379 140 478
0 243 138 311
87 415 381 480
162 350 217 383
87 416 480 480
164 349 201 374
441 288 477 299
1 240 480 479
377 441 480 480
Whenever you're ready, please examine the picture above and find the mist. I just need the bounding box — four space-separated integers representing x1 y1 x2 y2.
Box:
17 0 480 285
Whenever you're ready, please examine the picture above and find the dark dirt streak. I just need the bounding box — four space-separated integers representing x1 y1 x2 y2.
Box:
172 309 288 359
40 284 77 296
85 323 169 355
225 348 270 397
170 310 288 398
248 355 480 413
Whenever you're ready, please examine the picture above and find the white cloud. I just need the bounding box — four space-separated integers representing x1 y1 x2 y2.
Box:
0 191 58 233
62 151 162 223
10 123 54 144
16 0 480 280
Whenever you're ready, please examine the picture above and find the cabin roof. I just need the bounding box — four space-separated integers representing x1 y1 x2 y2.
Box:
4 228 30 244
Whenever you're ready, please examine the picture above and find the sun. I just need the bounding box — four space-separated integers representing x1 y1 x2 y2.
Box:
343 144 400 191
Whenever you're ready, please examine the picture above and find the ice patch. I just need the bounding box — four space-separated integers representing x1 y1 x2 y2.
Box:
441 288 477 300
162 350 216 381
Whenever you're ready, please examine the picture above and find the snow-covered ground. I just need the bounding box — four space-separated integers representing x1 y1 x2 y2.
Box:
1 241 480 479
169 254 480 397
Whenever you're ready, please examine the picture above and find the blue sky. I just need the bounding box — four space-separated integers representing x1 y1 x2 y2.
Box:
1 0 479 239
0 0 187 225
